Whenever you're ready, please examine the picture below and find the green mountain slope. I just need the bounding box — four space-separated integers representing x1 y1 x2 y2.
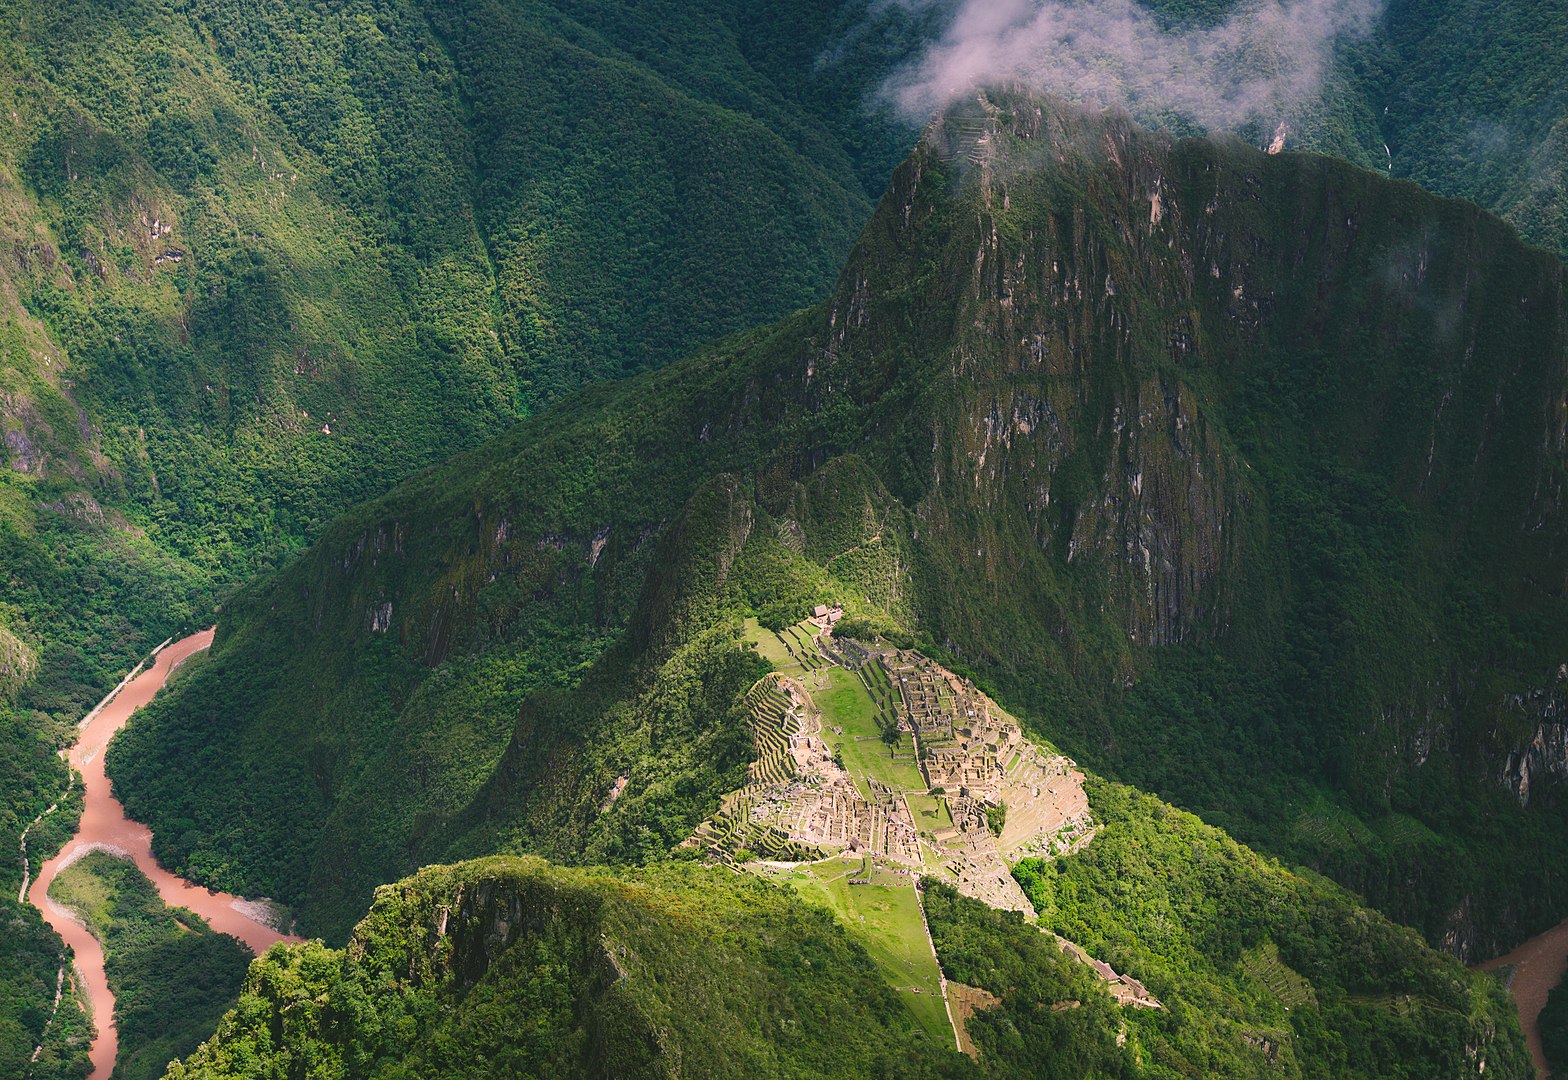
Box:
0 0 922 685
109 90 1568 977
168 857 975 1080
165 850 1528 1079
0 0 935 1061
1371 0 1568 259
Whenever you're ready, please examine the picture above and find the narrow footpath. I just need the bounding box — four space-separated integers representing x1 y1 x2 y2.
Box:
24 628 301 1080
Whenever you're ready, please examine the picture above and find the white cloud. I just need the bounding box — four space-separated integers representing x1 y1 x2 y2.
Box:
882 0 1380 133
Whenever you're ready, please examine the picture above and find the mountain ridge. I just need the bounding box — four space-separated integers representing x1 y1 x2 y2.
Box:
106 91 1568 968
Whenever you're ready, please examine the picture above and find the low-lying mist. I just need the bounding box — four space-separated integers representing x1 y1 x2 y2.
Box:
880 0 1381 136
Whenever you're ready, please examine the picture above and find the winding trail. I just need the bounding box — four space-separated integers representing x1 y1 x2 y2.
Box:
1476 917 1568 1079
18 773 74 904
24 629 301 1080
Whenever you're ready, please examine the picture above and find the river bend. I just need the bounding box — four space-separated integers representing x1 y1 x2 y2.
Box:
24 629 301 1080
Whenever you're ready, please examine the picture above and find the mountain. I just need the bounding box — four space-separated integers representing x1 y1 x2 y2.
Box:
0 1 943 1067
107 87 1568 980
165 852 1528 1078
2 0 1566 1073
0 0 932 709
1369 0 1568 260
169 858 975 1080
0 0 1562 735
1025 0 1568 265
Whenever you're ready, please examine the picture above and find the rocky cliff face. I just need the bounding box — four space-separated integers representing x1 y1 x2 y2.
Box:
1501 669 1568 807
816 95 1565 663
115 91 1568 957
794 92 1568 952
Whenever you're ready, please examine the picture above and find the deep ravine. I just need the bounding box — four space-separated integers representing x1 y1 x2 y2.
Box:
23 629 300 1080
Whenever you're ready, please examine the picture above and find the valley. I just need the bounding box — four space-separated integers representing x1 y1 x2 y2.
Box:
22 630 296 1080
0 0 1563 1073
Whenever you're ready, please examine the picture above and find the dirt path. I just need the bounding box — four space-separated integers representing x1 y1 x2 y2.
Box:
1476 917 1568 1079
24 628 302 1080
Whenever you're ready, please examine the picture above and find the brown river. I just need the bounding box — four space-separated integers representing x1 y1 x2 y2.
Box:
1477 917 1568 1079
23 629 300 1080
16 627 1568 1078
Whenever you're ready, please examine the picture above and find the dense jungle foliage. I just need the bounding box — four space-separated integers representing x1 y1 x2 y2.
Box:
166 850 1527 1079
1542 979 1568 1078
1011 781 1530 1078
1372 0 1568 260
165 858 974 1080
47 852 249 1080
110 88 1568 1015
1 653 93 1077
0 894 91 1080
0 0 931 698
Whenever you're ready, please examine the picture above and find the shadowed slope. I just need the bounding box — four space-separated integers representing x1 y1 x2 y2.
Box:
112 93 1567 970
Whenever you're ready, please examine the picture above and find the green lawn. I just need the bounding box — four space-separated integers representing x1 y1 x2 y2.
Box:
905 794 952 833
744 617 804 673
774 859 952 1045
816 668 926 793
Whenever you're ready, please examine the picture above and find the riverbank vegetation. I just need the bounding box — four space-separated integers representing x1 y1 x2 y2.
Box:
1542 980 1568 1076
48 852 249 1080
1 703 89 1079
0 902 91 1080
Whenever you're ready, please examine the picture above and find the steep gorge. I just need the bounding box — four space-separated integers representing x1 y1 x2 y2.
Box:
107 92 1568 967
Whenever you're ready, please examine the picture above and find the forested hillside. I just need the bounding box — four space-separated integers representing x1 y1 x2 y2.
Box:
166 852 1528 1078
0 0 927 696
46 851 250 1080
110 91 1568 985
0 0 940 1064
1371 0 1568 260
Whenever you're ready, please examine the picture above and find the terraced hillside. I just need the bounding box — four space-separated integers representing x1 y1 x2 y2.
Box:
690 616 1155 1053
692 621 1093 910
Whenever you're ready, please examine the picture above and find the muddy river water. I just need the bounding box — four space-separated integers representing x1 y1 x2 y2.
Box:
18 627 1568 1079
1477 917 1568 1079
24 629 300 1080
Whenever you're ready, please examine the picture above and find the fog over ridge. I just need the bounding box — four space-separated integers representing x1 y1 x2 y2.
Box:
881 0 1382 135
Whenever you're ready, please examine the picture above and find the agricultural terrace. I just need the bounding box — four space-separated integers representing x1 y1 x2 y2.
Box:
743 617 830 675
688 609 1155 1039
696 616 1096 892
